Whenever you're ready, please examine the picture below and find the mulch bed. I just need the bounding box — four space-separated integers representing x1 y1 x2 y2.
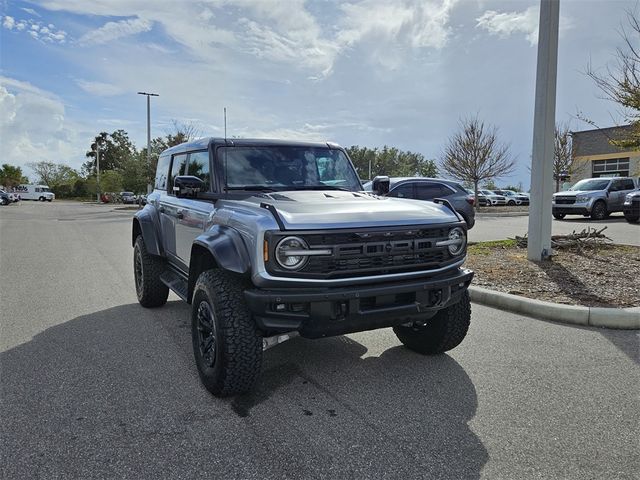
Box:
466 241 640 308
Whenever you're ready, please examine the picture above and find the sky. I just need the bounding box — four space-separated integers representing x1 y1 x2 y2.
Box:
0 0 636 188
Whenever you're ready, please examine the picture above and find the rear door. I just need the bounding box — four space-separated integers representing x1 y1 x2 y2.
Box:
611 178 637 211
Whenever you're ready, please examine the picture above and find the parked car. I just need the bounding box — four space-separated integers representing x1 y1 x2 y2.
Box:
480 190 507 206
494 190 529 206
132 138 473 396
552 177 637 220
363 177 475 228
465 189 489 206
0 190 11 205
120 191 136 204
623 190 640 223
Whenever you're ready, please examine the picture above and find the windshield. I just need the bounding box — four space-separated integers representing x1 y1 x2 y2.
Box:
569 179 610 191
219 146 362 191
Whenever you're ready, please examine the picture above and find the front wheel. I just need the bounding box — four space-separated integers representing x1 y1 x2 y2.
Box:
393 291 471 355
591 201 607 220
507 200 516 206
191 270 263 397
624 212 640 223
553 213 566 220
133 235 169 307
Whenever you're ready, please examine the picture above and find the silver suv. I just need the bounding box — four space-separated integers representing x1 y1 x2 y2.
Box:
132 138 473 396
552 177 637 220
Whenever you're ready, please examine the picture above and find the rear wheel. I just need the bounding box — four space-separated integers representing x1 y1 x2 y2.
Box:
191 270 262 397
553 213 566 220
591 201 607 220
133 235 169 307
393 292 471 355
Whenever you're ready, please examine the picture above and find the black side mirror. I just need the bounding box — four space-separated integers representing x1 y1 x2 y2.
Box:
174 175 204 198
372 175 390 196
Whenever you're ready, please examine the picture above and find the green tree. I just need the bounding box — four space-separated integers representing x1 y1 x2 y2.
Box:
0 164 26 188
84 130 137 175
100 170 124 193
440 116 515 209
346 145 438 180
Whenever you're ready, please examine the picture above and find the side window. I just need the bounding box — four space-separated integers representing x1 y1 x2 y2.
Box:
621 179 635 190
187 151 211 191
168 154 188 195
155 154 171 190
388 183 414 198
415 183 451 200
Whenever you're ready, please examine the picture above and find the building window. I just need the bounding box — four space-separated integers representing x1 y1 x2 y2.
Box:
592 158 630 177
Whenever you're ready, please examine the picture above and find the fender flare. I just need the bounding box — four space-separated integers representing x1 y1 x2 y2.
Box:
188 226 251 302
191 225 251 274
132 207 163 256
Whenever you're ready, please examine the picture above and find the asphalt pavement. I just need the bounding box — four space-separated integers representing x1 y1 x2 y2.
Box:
1 201 638 479
470 211 639 245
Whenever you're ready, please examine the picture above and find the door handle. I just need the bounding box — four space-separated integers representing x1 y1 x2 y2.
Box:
158 206 165 213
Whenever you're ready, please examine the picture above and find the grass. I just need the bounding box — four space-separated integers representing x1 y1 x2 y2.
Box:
467 239 518 255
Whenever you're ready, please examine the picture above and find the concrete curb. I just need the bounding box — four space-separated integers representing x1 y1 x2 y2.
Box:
476 212 529 217
469 286 640 330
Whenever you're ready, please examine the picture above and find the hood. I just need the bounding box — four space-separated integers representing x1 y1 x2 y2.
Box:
243 190 459 230
554 190 601 196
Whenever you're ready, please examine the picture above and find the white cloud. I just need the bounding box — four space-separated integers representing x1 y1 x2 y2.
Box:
0 77 87 172
75 79 124 96
21 8 41 17
1 15 67 43
79 17 152 45
476 6 574 46
3 16 15 29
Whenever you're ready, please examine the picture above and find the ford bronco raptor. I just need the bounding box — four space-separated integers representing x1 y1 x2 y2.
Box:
132 138 473 396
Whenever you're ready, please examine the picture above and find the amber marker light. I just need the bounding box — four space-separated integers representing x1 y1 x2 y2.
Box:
263 240 269 262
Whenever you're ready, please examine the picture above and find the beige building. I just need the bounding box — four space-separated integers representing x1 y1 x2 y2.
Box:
571 125 640 183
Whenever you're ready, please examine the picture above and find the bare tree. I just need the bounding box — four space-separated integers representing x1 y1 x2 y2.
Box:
554 123 573 192
440 116 516 209
586 8 640 148
164 120 200 147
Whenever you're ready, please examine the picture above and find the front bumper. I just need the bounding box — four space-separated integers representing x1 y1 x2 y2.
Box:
553 204 591 215
623 201 640 217
245 267 474 338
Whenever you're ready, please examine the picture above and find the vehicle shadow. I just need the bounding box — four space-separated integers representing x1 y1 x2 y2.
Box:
1 302 487 480
556 214 627 224
535 259 620 308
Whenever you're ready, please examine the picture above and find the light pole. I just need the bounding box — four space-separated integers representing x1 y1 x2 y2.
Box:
527 0 559 261
137 91 159 194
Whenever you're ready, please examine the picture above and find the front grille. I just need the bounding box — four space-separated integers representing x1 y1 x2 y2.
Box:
555 196 576 205
267 226 460 279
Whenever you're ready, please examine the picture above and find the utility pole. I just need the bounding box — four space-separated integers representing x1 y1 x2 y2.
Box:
528 0 560 261
137 91 159 194
96 148 100 203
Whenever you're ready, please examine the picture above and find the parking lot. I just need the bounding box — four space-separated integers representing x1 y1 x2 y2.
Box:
1 201 638 480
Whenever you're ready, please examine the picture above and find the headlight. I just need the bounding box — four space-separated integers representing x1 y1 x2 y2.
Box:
575 195 590 203
625 194 633 202
275 236 309 270
437 227 466 256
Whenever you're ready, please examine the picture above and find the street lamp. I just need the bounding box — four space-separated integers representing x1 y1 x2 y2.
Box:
137 91 159 194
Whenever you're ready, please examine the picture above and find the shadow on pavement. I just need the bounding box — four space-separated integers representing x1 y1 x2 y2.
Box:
1 302 487 479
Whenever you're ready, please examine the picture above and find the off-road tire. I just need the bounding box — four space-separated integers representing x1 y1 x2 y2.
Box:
133 235 169 308
553 213 566 220
591 200 607 220
393 291 471 355
191 270 262 397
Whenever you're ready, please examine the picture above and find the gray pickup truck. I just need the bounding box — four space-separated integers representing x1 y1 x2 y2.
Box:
132 138 473 396
552 177 637 220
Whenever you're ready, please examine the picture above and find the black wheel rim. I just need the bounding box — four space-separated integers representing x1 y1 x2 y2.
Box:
134 248 143 294
196 301 217 368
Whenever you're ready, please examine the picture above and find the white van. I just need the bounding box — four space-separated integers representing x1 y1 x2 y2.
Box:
15 184 55 202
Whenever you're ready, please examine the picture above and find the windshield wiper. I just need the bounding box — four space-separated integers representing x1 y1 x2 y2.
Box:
225 186 279 192
289 185 351 191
